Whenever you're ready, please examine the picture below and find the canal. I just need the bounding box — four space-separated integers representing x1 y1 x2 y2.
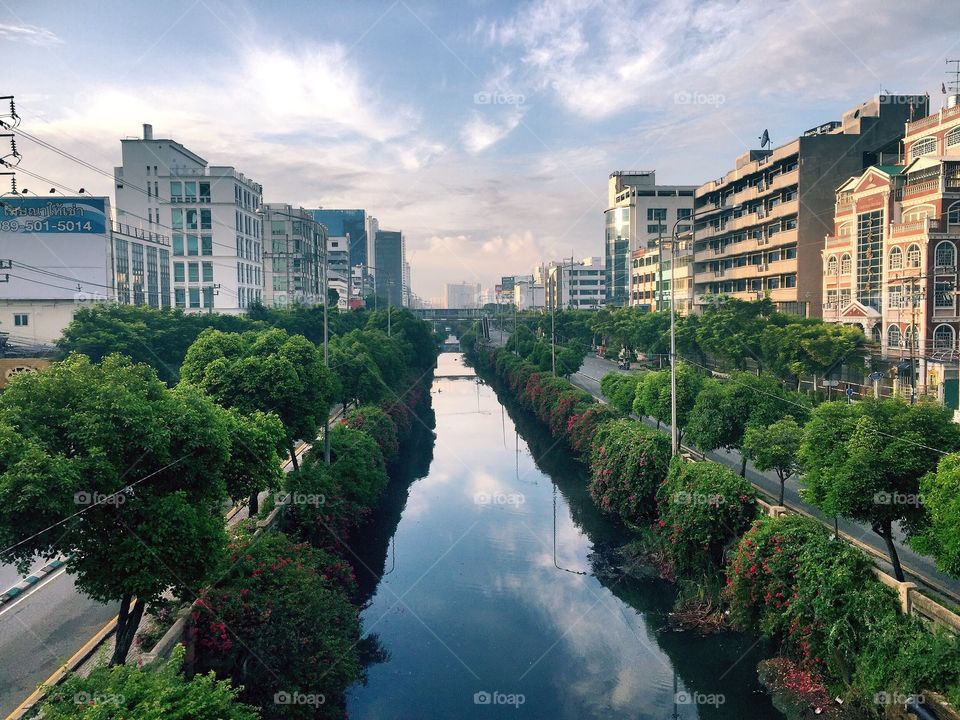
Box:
347 353 781 719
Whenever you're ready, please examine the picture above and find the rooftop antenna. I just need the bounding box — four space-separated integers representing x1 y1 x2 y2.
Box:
946 60 960 108
759 129 771 150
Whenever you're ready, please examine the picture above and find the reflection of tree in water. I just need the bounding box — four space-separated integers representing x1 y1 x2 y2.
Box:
495 381 782 720
351 407 437 603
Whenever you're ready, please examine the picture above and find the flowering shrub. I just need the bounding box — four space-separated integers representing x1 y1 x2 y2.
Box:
193 531 361 720
566 403 620 456
589 419 670 524
655 458 758 575
345 405 399 463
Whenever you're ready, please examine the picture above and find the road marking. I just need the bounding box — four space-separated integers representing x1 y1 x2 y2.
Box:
0 567 69 619
4 614 118 720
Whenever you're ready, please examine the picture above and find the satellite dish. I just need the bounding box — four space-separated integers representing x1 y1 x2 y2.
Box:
759 129 771 149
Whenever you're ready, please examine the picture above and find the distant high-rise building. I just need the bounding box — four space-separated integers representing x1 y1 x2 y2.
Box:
403 259 412 307
443 281 480 308
373 230 404 307
311 209 368 270
261 204 325 307
115 123 263 311
604 171 696 307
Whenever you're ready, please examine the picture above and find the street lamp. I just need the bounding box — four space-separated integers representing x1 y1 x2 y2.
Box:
666 202 742 455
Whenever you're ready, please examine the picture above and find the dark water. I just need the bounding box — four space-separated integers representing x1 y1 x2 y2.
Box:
347 354 782 719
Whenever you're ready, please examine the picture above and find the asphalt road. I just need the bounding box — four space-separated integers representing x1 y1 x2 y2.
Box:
486 330 960 601
0 572 114 717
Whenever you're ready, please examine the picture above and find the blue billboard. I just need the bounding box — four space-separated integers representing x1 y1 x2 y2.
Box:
0 197 107 234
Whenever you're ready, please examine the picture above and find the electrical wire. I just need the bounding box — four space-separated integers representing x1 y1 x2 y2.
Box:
0 451 193 560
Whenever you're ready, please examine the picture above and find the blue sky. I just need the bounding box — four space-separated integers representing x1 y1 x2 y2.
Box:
3 0 959 300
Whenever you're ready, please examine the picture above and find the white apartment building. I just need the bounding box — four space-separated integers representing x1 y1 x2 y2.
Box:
513 277 545 310
114 124 263 312
546 256 606 309
0 195 170 346
604 171 696 307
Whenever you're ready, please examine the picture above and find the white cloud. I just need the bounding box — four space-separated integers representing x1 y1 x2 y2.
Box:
0 23 62 46
461 110 524 153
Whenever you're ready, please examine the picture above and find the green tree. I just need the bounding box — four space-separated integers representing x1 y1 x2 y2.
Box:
632 364 703 443
742 416 803 506
800 398 960 581
223 409 286 516
41 645 259 719
0 355 232 665
913 453 960 577
180 328 338 471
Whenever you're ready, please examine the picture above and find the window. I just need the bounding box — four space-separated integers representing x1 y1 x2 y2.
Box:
187 235 199 256
172 234 184 256
840 289 852 306
889 246 903 270
175 288 186 307
186 209 198 230
887 325 901 348
948 202 960 226
934 324 956 350
172 208 183 230
647 208 667 221
905 325 920 349
935 281 954 308
768 277 781 290
13 313 28 326
857 210 883 311
888 287 903 309
188 263 199 283
935 241 956 268
910 135 937 159
170 181 182 199
907 244 922 268
189 288 201 308
677 208 692 220
826 255 838 275
202 262 213 282
199 182 211 201
200 209 212 230
184 182 197 201
840 254 851 274
201 235 212 256
826 289 838 309
785 274 797 288
174 262 185 282
647 224 667 234
272 220 285 235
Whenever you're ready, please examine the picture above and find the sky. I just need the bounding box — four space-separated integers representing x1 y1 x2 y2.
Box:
2 0 960 301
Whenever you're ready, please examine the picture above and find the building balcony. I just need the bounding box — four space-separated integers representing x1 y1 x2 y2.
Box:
902 178 941 199
769 168 800 193
767 198 800 220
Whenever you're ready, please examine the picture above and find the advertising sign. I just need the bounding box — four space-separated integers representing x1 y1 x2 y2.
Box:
0 197 107 234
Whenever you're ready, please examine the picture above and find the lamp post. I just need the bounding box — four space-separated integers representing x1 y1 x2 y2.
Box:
667 202 742 455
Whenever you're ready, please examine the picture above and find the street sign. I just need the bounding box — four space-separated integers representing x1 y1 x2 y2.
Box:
820 380 840 387
868 371 884 381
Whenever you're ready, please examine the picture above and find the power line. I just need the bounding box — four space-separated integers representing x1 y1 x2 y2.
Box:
0 451 193 560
